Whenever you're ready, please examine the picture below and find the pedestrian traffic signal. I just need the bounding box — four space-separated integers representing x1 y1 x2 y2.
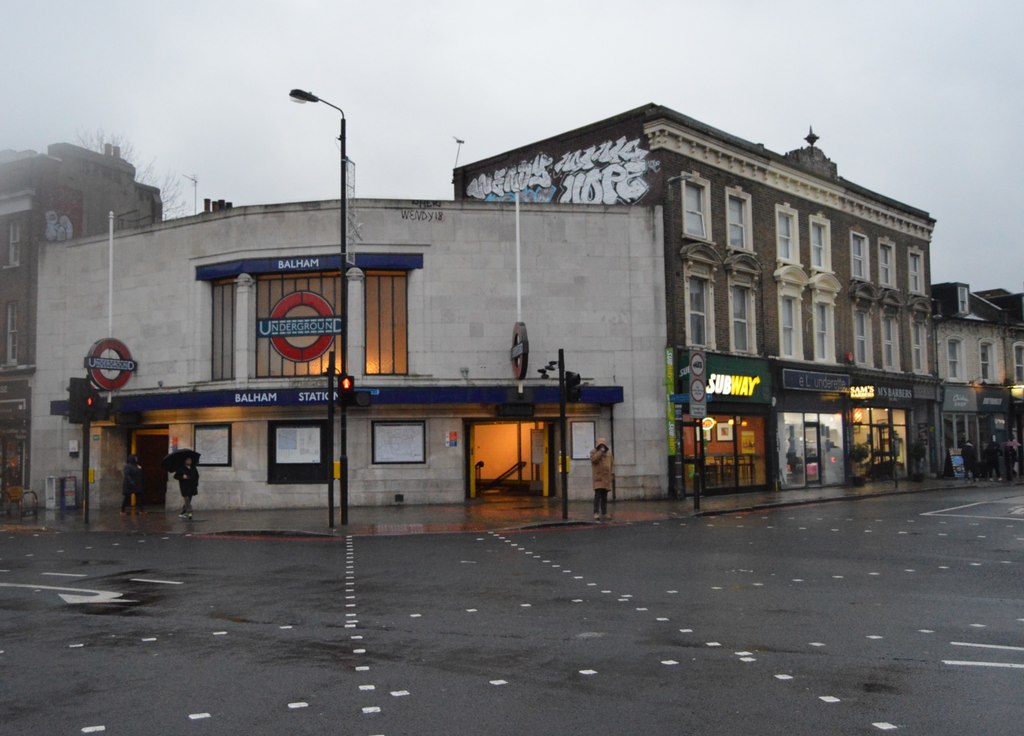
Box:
565 371 583 402
339 375 371 408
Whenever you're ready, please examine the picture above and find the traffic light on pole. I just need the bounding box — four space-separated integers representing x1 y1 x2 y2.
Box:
339 375 371 408
565 371 583 402
68 377 91 423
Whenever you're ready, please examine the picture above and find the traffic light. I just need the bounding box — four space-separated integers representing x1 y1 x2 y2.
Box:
68 377 109 423
68 377 91 423
339 375 371 408
565 371 583 402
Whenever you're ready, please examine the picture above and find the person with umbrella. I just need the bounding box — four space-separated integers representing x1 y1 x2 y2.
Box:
164 450 200 519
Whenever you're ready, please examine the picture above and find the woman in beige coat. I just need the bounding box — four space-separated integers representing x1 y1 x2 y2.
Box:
589 438 614 520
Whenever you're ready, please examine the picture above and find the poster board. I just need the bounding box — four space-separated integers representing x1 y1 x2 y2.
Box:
195 425 231 466
373 422 426 464
571 421 595 460
276 426 321 464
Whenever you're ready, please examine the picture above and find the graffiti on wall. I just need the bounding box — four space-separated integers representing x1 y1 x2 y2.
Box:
44 210 75 241
465 136 657 205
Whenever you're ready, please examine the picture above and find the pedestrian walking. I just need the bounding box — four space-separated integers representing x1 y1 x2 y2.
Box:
1005 442 1018 481
121 454 142 514
983 441 1001 480
589 437 614 521
174 456 199 519
960 440 978 483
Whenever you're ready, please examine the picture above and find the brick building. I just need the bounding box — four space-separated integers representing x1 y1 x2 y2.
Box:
455 104 938 492
0 143 161 497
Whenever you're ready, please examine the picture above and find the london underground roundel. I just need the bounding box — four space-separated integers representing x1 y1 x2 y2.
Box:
258 291 342 362
85 338 137 391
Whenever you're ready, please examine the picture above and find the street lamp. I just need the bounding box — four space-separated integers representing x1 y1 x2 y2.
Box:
290 88 350 526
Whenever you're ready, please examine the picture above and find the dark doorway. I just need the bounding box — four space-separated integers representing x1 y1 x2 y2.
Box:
134 432 168 507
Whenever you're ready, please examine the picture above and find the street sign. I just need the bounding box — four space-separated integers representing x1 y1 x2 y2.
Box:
689 349 707 418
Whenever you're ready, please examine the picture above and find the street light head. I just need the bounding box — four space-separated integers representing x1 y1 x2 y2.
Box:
289 89 319 104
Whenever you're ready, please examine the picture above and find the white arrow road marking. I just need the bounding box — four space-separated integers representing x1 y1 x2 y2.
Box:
0 582 136 604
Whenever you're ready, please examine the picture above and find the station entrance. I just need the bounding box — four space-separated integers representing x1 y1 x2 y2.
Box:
467 421 555 500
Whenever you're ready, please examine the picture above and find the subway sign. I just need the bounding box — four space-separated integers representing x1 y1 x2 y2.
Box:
677 351 771 404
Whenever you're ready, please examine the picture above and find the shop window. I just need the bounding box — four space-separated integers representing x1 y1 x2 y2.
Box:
267 421 330 483
779 412 846 489
211 280 236 380
365 271 408 375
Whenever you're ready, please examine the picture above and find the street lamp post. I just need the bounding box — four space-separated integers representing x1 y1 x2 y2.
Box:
290 88 350 526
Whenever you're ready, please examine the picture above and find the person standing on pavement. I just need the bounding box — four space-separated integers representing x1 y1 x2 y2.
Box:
983 441 1002 480
121 454 142 515
174 456 199 519
1005 442 1018 481
590 438 614 521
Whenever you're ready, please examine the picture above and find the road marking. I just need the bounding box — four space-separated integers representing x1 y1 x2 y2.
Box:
951 642 1024 652
943 660 1024 669
130 578 183 585
288 702 308 709
42 572 87 578
81 727 106 733
873 723 898 731
188 713 211 720
0 582 134 605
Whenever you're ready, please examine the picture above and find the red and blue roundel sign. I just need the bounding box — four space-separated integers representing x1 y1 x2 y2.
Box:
257 291 342 362
85 338 137 391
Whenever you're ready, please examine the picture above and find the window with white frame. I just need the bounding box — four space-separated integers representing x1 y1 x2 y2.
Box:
780 296 800 358
882 314 899 370
911 320 926 373
809 216 831 271
683 179 710 240
688 276 708 347
813 301 835 363
776 206 798 262
854 309 871 365
1015 343 1024 383
908 251 923 294
851 233 869 280
4 302 15 365
726 190 751 251
979 341 995 382
730 285 751 353
878 241 895 287
957 285 969 314
7 221 20 267
947 338 963 380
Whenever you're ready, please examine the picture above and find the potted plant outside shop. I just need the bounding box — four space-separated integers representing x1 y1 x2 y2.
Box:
850 443 871 485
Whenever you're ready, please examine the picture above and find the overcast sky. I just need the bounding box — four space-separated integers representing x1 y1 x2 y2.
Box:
5 1 1022 289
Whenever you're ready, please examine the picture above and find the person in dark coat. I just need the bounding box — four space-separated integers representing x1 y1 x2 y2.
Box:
589 438 614 521
960 440 978 483
983 441 1001 480
1005 443 1018 481
173 456 199 519
121 455 142 514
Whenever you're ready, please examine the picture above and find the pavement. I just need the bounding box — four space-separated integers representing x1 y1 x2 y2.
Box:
3 477 1018 539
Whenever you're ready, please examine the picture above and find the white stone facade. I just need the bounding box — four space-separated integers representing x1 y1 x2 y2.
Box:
31 199 667 509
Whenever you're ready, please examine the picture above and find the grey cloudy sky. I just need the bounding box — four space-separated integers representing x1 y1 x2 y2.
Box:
5 0 1022 289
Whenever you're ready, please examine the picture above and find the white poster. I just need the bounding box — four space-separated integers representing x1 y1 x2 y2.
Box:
276 426 321 464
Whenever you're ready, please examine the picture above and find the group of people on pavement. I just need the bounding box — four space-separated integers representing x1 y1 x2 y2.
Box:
959 439 1018 482
120 453 199 517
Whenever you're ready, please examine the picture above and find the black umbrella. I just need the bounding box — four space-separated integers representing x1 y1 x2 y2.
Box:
161 448 201 473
